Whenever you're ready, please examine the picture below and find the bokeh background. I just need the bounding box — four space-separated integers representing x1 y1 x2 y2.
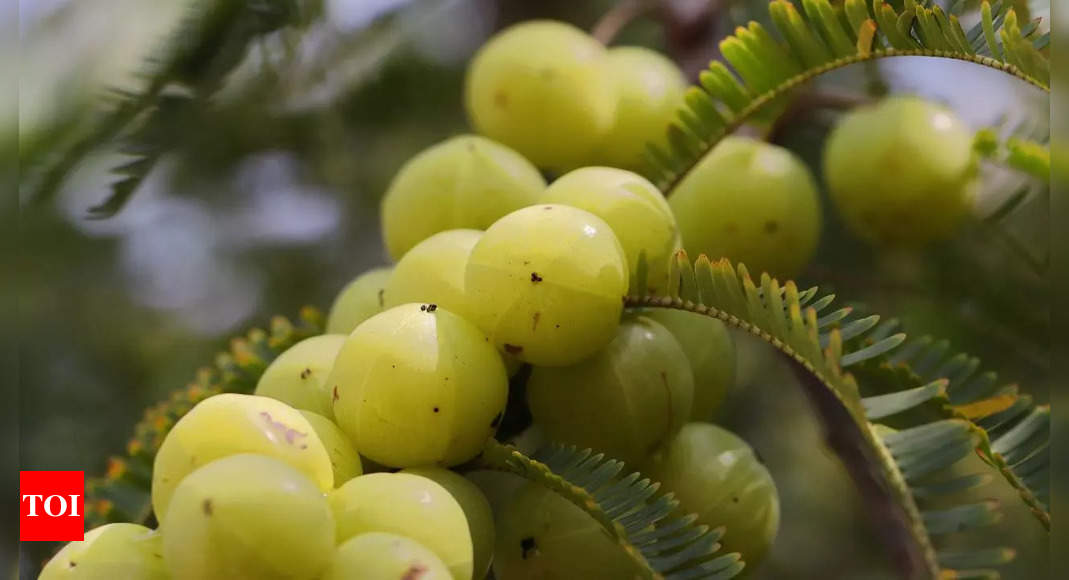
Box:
13 0 1050 577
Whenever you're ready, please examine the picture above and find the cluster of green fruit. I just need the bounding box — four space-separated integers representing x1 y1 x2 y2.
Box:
43 17 984 580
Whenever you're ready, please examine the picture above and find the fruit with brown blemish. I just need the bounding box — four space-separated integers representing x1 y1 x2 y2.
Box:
330 472 473 580
40 523 166 580
329 304 508 468
465 21 616 170
492 482 635 579
385 229 482 322
668 136 822 278
320 533 452 580
640 308 736 420
641 422 780 566
542 166 680 293
526 315 693 465
151 394 334 524
160 454 334 580
254 334 346 419
465 204 628 367
326 266 393 335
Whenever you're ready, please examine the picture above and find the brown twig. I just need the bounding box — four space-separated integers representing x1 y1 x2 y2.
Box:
790 362 937 580
591 0 652 45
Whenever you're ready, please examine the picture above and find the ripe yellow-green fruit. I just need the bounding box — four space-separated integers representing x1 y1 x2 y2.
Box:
526 315 693 465
465 21 617 171
330 472 473 580
254 334 345 419
542 167 681 294
161 454 335 580
299 410 363 486
152 394 334 524
640 309 735 420
492 482 636 579
465 204 629 366
824 96 977 245
320 533 452 580
402 467 495 579
384 229 482 321
642 422 780 566
668 136 822 278
328 304 508 467
326 267 392 335
40 524 166 580
380 135 545 260
600 46 687 170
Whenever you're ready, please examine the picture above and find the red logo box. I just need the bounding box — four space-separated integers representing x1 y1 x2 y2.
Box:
20 471 85 542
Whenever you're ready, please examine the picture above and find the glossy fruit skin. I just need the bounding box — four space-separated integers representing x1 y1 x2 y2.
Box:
320 533 452 580
402 467 495 579
384 229 482 321
161 454 335 580
465 204 628 367
328 303 508 468
380 135 545 260
40 523 166 580
542 167 681 294
326 267 393 335
527 315 693 466
492 482 635 579
465 21 617 171
299 410 363 486
151 394 333 524
254 334 345 419
600 46 687 170
641 422 779 566
640 309 735 420
329 472 473 580
824 96 977 246
668 136 822 279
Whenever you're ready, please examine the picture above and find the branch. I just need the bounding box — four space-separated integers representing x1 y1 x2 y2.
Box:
591 0 651 45
790 363 935 580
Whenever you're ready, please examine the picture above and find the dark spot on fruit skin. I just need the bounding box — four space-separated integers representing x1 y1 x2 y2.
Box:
494 91 508 108
402 564 429 580
543 206 552 210
433 407 440 413
421 303 437 312
202 499 213 516
491 412 502 428
554 324 560 329
377 289 385 308
764 220 779 234
300 368 311 380
532 312 541 331
333 386 339 402
68 562 76 568
521 537 538 559
732 496 739 503
530 272 542 282
504 344 523 355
